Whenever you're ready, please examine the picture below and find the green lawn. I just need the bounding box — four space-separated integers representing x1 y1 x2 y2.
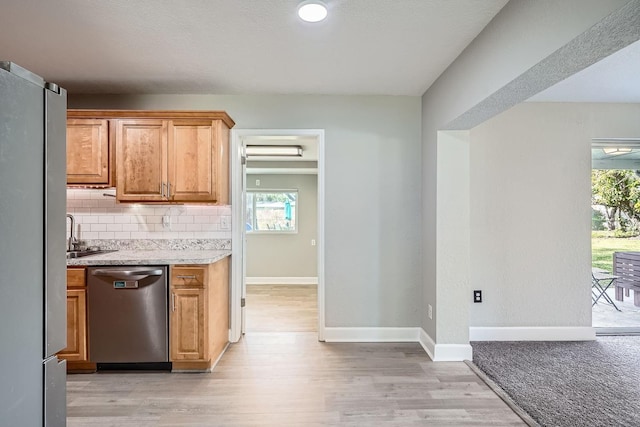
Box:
592 235 640 271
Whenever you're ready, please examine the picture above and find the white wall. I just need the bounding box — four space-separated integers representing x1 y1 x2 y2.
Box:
246 174 317 279
469 102 640 331
470 103 588 328
69 94 423 328
435 132 470 344
421 0 636 346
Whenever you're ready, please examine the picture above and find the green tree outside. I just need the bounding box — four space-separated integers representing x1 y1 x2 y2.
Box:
592 170 640 232
592 169 640 271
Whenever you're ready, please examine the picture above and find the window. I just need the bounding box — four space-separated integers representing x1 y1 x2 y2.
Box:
246 190 297 233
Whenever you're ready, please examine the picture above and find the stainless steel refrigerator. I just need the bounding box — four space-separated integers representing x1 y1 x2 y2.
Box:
0 62 67 426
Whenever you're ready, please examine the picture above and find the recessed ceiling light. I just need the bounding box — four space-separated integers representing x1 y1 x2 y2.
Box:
297 1 328 23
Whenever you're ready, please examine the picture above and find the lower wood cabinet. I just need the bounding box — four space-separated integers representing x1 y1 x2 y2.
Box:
171 282 206 361
58 267 95 372
170 258 229 372
61 289 87 360
62 259 229 373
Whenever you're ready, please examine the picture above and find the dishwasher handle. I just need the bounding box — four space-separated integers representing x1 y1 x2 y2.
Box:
91 268 164 279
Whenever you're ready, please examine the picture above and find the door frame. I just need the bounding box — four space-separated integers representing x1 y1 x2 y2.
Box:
229 128 326 342
591 140 640 335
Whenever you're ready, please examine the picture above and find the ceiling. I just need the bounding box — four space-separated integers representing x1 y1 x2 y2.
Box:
529 39 640 103
0 0 507 95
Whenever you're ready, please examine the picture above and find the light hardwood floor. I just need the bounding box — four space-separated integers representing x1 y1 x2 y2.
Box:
67 285 525 426
245 284 317 332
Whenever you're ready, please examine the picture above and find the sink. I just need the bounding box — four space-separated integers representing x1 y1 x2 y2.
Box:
66 249 117 259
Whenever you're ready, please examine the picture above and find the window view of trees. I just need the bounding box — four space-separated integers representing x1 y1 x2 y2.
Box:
592 170 640 235
246 191 297 232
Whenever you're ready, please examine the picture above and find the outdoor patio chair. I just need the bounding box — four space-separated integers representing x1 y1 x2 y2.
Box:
592 267 621 311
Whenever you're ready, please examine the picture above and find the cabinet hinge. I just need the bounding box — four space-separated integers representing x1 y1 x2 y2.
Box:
241 298 246 308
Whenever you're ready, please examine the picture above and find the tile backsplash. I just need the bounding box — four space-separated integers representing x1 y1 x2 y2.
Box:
66 189 231 240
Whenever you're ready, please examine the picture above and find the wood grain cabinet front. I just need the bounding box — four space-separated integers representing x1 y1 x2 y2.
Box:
168 119 229 204
170 266 207 367
115 119 167 202
66 110 233 204
115 118 229 204
169 258 229 372
60 288 87 361
170 287 206 361
58 267 95 372
66 118 112 185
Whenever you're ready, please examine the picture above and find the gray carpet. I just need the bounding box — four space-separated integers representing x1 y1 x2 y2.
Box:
472 337 640 427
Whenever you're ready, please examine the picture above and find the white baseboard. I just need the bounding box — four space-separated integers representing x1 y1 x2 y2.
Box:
323 327 420 342
323 327 472 362
319 326 595 360
246 276 318 285
418 328 436 359
469 326 596 341
419 329 473 361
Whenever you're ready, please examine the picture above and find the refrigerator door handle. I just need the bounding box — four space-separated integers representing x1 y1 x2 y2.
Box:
44 79 68 358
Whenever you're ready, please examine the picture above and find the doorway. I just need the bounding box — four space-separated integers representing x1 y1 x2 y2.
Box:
591 139 640 334
230 129 325 341
245 168 318 333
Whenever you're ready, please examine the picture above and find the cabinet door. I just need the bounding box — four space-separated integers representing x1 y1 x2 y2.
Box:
58 289 87 361
67 119 109 185
170 288 206 361
116 119 167 201
168 120 217 202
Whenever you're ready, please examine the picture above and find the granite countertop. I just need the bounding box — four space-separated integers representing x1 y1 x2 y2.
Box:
66 249 231 266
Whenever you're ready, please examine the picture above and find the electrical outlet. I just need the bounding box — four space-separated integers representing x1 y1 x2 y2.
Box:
473 290 482 303
428 304 433 319
255 179 260 186
162 215 171 229
311 239 316 246
220 216 231 230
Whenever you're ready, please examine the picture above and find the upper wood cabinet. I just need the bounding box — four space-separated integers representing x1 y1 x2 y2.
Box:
116 119 167 202
66 118 112 185
169 120 226 203
68 110 234 204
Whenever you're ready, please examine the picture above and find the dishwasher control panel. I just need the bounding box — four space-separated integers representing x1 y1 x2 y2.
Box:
114 280 138 289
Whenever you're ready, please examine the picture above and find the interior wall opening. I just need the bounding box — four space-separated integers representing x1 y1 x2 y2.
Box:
591 139 640 334
230 129 324 341
244 173 318 333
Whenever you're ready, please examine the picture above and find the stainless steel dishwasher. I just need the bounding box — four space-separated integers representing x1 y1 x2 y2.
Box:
88 266 169 365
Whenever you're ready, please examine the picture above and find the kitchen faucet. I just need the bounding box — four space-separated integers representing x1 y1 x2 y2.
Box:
66 214 79 251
